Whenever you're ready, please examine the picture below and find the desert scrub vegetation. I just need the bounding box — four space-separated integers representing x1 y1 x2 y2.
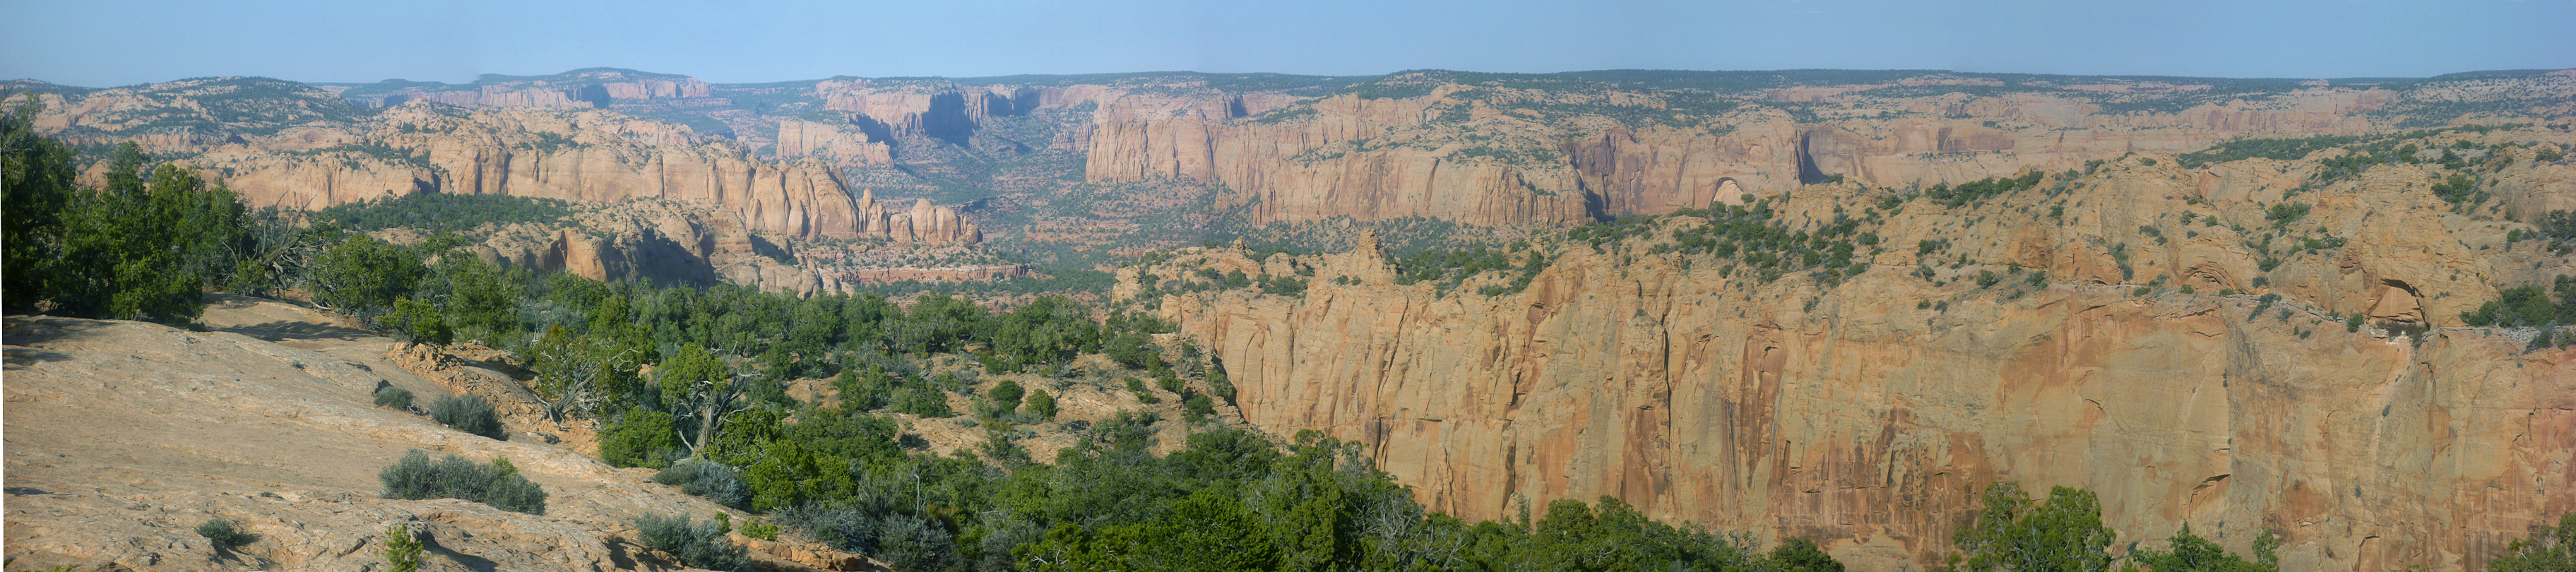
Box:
378 523 425 572
634 513 750 571
1949 481 2281 572
2494 513 2576 572
1583 194 1879 285
2459 277 2576 345
1921 171 2048 207
1389 244 1551 296
311 192 574 235
194 518 259 547
377 450 548 515
4 103 264 325
653 459 750 510
373 385 415 410
428 393 506 439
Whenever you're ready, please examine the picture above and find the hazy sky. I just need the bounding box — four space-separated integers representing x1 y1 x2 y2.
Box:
4 0 2569 87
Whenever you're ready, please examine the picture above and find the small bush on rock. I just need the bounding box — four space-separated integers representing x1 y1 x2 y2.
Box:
428 393 506 439
634 513 749 571
653 459 749 510
195 518 259 547
378 450 547 515
374 386 415 410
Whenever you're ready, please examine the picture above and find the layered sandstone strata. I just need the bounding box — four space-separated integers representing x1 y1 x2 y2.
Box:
153 105 978 244
340 71 716 108
1127 139 2576 571
1079 75 2570 227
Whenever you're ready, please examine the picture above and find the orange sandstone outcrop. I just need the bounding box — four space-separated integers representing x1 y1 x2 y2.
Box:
1127 143 2576 571
773 118 894 165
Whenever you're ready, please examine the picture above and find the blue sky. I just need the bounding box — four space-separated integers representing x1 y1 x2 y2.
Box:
4 0 2569 87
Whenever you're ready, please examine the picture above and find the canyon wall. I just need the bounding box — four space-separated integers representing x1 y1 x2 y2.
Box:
812 80 1114 142
339 71 716 108
158 106 976 244
773 117 894 165
29 78 979 245
1129 138 2576 571
1078 78 2568 227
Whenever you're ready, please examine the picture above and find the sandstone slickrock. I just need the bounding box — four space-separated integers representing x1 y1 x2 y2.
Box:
2 295 869 571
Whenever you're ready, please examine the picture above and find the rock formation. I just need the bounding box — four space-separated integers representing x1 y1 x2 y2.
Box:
28 81 983 245
773 117 894 165
1122 129 2576 571
852 189 983 244
1 297 870 571
337 68 717 109
1077 72 2572 227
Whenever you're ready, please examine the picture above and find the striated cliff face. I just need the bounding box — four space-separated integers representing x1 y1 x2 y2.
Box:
1124 133 2576 571
337 68 716 108
1078 72 2573 227
229 105 869 240
28 77 982 246
812 79 1115 143
463 198 999 295
773 117 894 165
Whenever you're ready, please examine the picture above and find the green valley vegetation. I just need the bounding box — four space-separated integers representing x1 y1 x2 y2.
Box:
313 192 575 235
2492 513 2576 572
1940 482 2283 572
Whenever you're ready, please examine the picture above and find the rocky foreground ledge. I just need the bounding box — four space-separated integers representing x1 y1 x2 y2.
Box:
1 295 865 572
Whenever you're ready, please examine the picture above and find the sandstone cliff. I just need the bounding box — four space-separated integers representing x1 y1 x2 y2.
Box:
1123 129 2576 571
467 198 867 295
30 81 983 245
773 117 894 165
1079 71 2575 227
337 68 717 109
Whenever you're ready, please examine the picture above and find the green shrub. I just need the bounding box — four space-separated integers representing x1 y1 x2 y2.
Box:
377 450 547 515
1124 376 1160 404
634 513 749 571
1769 537 1844 572
599 407 682 469
380 524 424 572
2495 513 2576 572
2265 202 2312 226
1949 482 2113 572
428 394 506 440
653 460 749 510
2131 525 2279 572
307 234 427 322
988 379 1025 414
374 386 415 410
1026 388 1059 420
195 518 259 547
1 126 256 325
893 382 955 417
741 520 781 542
1185 395 1216 417
2459 284 2572 328
386 297 452 346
